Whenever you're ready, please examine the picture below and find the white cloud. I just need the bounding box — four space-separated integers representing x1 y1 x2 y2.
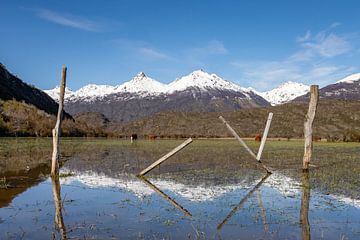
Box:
232 59 355 91
137 47 172 60
232 26 357 91
296 30 311 42
35 9 100 32
189 40 228 56
291 30 352 61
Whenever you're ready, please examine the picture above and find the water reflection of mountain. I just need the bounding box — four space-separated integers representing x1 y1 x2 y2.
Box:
59 168 360 208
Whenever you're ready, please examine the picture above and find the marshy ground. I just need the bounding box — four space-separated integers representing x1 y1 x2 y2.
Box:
0 138 359 239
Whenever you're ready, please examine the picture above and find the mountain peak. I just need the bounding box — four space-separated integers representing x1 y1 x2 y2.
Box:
116 73 166 94
258 81 309 106
135 72 146 78
167 70 246 94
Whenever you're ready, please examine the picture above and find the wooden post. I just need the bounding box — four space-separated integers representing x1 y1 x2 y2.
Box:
300 171 311 240
51 175 67 239
139 138 193 176
138 176 192 218
303 85 319 171
256 112 273 161
51 66 67 176
219 116 271 173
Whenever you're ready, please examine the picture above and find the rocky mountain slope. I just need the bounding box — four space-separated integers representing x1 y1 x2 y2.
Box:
109 100 360 141
0 63 69 117
294 73 360 102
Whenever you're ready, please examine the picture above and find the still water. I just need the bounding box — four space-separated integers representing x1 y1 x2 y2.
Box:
0 138 359 239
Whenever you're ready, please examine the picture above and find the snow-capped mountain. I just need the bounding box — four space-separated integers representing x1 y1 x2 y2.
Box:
44 86 75 101
45 70 253 101
258 81 310 106
336 73 360 84
45 70 269 122
44 72 167 102
115 72 167 94
294 73 360 102
167 69 250 94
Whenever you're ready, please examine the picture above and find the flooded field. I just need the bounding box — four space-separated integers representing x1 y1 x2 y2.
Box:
0 138 360 239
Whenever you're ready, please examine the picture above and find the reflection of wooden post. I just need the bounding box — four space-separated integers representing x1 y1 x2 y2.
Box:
256 112 273 161
51 66 67 176
300 171 311 240
256 188 268 232
303 85 319 171
138 176 192 218
217 173 270 230
219 116 271 173
139 138 193 176
51 175 67 240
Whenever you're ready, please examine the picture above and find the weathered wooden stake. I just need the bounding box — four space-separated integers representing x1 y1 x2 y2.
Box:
256 112 273 161
139 138 193 176
303 85 319 171
138 176 192 217
51 66 67 176
219 116 271 173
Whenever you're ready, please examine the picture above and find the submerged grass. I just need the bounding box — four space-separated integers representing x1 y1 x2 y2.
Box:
0 177 9 189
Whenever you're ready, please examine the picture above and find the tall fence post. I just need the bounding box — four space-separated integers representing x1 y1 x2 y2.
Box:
303 85 319 171
51 66 67 177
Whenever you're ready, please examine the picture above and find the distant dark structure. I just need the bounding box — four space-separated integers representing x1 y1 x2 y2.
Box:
131 134 138 141
255 133 262 142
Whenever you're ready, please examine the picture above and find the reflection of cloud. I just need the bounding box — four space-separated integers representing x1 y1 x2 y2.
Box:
35 9 100 32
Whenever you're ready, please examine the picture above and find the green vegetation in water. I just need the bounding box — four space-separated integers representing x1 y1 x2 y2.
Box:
0 177 10 189
59 172 76 178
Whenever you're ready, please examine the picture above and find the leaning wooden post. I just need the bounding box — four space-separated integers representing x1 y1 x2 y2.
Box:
139 138 193 176
219 116 271 173
303 85 319 171
51 66 67 177
256 112 273 161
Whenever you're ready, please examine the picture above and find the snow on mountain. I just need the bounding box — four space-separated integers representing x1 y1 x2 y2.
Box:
59 169 360 208
43 86 75 101
44 70 253 101
336 73 360 84
167 69 250 94
76 84 116 98
115 72 167 94
259 81 310 106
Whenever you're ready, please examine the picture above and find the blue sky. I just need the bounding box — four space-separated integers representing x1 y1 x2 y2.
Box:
1 0 360 91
